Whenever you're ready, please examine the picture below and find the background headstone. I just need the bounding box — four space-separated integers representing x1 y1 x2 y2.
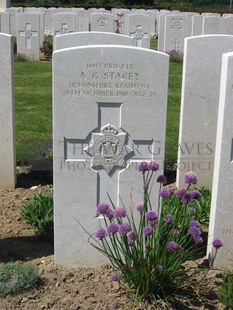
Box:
207 51 233 268
53 13 77 36
191 15 203 36
0 12 10 34
16 13 41 60
54 31 133 50
126 14 151 48
0 33 16 189
176 35 233 189
202 16 226 34
90 12 114 32
53 45 169 267
164 15 191 52
112 8 130 34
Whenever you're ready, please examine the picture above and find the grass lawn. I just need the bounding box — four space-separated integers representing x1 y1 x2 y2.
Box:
14 59 52 164
14 55 182 169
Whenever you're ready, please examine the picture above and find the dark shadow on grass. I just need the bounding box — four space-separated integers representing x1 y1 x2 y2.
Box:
0 235 54 262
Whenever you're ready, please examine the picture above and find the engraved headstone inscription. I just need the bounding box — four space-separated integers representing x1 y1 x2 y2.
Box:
90 12 114 32
53 13 77 36
207 51 233 268
53 45 169 267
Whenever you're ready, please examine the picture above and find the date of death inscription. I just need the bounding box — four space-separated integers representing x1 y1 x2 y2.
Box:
61 62 158 99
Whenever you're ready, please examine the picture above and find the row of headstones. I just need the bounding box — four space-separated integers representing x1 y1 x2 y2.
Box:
1 31 233 269
1 8 160 36
1 8 233 58
157 13 233 52
0 11 156 59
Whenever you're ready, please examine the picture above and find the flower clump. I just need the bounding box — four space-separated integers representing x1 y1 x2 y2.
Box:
86 163 222 300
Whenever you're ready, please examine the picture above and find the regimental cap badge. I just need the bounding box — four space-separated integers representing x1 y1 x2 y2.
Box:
85 123 133 174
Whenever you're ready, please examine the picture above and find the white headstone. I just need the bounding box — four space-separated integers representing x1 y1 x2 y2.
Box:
53 45 169 267
202 12 221 17
90 12 114 32
207 51 233 268
176 35 233 189
0 33 16 189
225 16 233 35
0 12 10 33
54 31 133 50
191 15 203 36
8 10 17 36
202 16 226 34
53 13 78 36
77 10 89 32
157 13 170 52
16 13 41 60
112 8 130 34
126 14 150 48
44 10 54 35
164 15 191 52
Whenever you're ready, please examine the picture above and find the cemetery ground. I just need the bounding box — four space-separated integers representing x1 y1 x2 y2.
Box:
0 169 227 309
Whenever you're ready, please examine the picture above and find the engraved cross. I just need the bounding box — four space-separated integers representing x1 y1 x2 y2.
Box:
130 25 149 47
172 38 180 51
55 23 72 36
19 23 38 49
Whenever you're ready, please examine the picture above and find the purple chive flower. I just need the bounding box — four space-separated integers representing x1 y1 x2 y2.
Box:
189 225 201 236
118 223 131 235
95 228 107 240
127 231 137 246
212 238 223 249
167 241 180 252
167 186 173 197
159 188 169 198
106 209 115 221
144 226 153 236
146 210 159 225
157 175 167 184
138 161 149 173
189 224 203 244
181 192 193 205
175 187 186 199
111 273 119 282
190 220 200 227
149 160 160 171
96 203 110 215
107 223 119 234
184 171 198 185
160 187 173 198
193 236 203 244
190 190 202 200
165 214 173 223
155 264 163 273
114 206 127 218
189 207 196 215
136 202 144 212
